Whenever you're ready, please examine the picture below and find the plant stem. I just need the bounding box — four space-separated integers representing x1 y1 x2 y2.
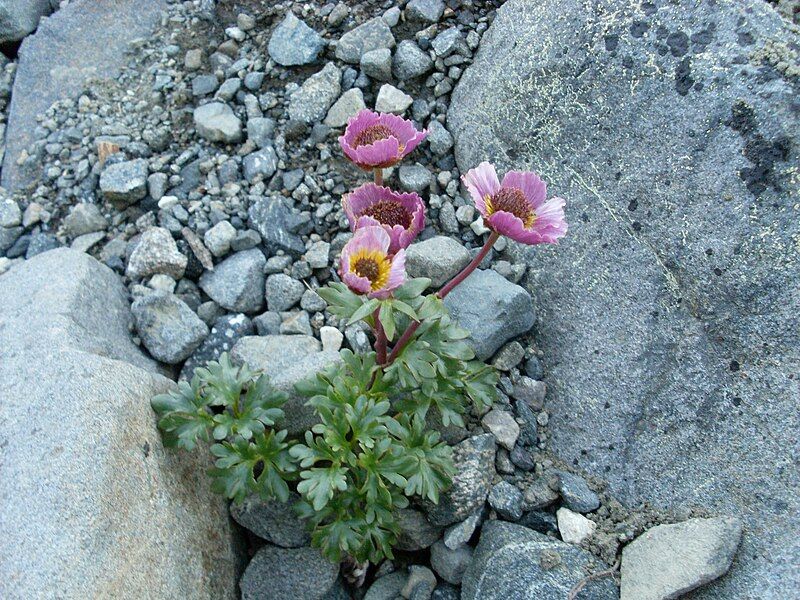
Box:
386 231 500 364
374 167 383 186
373 307 388 365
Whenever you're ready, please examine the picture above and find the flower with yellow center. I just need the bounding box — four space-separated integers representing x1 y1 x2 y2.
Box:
343 183 426 254
341 226 406 299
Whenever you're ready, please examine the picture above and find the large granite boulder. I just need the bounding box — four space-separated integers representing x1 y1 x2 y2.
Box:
448 1 799 597
1 0 167 191
0 249 240 598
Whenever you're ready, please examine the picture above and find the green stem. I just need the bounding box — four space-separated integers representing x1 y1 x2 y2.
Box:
373 307 388 365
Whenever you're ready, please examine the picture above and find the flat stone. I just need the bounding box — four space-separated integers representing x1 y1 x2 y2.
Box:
240 545 339 600
443 268 535 360
449 2 799 595
248 196 306 258
512 376 546 410
268 12 325 66
375 83 413 115
0 249 238 598
481 409 519 451
398 163 432 193
324 88 366 127
557 507 597 544
430 539 473 585
405 235 470 288
425 434 496 527
194 102 243 143
335 16 395 64
246 117 275 148
132 291 209 364
126 227 187 280
230 492 311 548
405 0 445 23
393 40 433 80
395 508 443 551
1 0 166 191
231 335 342 436
99 159 148 208
621 517 743 600
62 203 108 238
557 471 600 514
287 63 341 123
431 28 467 58
360 48 393 82
199 249 266 314
462 521 617 600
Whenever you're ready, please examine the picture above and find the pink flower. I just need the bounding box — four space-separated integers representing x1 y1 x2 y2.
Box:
340 226 406 299
462 162 567 245
343 183 425 254
339 109 428 170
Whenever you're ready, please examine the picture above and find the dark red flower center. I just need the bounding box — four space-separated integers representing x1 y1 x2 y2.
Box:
361 200 412 229
352 124 395 148
490 187 535 227
352 257 380 282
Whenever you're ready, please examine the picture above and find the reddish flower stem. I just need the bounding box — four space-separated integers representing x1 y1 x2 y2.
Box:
385 231 500 365
373 307 388 365
374 168 383 186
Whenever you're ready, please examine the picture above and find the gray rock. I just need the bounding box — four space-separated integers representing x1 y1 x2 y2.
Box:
488 481 524 521
304 240 330 270
231 335 342 435
557 507 597 544
132 291 209 364
71 232 106 254
99 159 148 208
126 227 187 280
266 273 305 312
396 508 443 551
462 521 617 600
481 409 519 451
180 313 254 380
403 565 437 600
254 311 282 336
443 268 535 360
621 517 743 600
240 545 339 600
0 0 50 43
243 147 278 182
247 117 275 148
430 539 473 585
375 84 413 114
405 235 470 289
449 1 799 595
2 0 166 191
431 28 466 58
192 74 219 96
0 249 238 599
405 0 445 23
393 40 433 80
426 434 496 526
280 311 313 336
398 163 431 193
365 571 407 600
427 120 453 156
360 48 392 82
443 512 483 550
324 88 366 127
301 288 327 313
194 102 243 143
556 471 600 514
0 198 21 228
63 203 108 238
230 492 311 547
512 376 546 410
25 232 59 258
199 249 266 314
492 341 525 371
335 16 395 63
203 220 237 257
0 225 22 253
268 12 324 66
287 63 341 123
248 196 306 257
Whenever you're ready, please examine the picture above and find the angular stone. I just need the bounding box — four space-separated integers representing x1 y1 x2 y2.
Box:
405 235 470 289
481 409 519 451
63 203 108 238
248 196 306 258
99 159 148 208
406 0 445 23
395 508 443 551
557 471 600 514
230 492 311 548
393 40 433 80
240 545 339 600
132 291 209 364
360 48 392 82
365 571 407 600
557 507 596 544
462 521 617 600
427 120 453 156
180 313 254 381
231 335 342 436
488 481 524 521
425 434 496 526
203 220 237 257
375 84 413 114
0 249 238 598
268 12 325 66
265 273 305 312
621 517 742 600
0 197 21 227
443 268 535 360
0 0 50 43
324 88 366 128
199 249 266 314
335 16 395 64
126 227 187 280
1 0 166 191
398 163 432 193
287 63 341 123
194 102 243 143
449 2 799 595
430 539 473 585
242 147 278 182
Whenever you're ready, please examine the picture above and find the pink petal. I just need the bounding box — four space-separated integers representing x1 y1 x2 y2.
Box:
370 248 406 298
501 170 547 209
343 271 373 294
352 137 401 168
462 162 500 217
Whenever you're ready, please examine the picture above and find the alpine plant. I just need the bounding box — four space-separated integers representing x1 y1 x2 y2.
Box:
152 107 567 581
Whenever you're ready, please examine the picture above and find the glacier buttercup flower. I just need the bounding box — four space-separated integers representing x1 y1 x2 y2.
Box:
343 183 425 254
341 226 406 299
339 110 428 170
462 162 567 245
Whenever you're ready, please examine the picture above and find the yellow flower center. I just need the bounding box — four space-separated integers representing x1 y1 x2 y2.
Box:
352 124 395 148
485 187 536 228
360 200 412 229
351 249 391 291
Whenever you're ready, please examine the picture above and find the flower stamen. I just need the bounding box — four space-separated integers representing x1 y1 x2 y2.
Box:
360 200 412 229
351 250 390 291
352 124 395 148
486 187 536 228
